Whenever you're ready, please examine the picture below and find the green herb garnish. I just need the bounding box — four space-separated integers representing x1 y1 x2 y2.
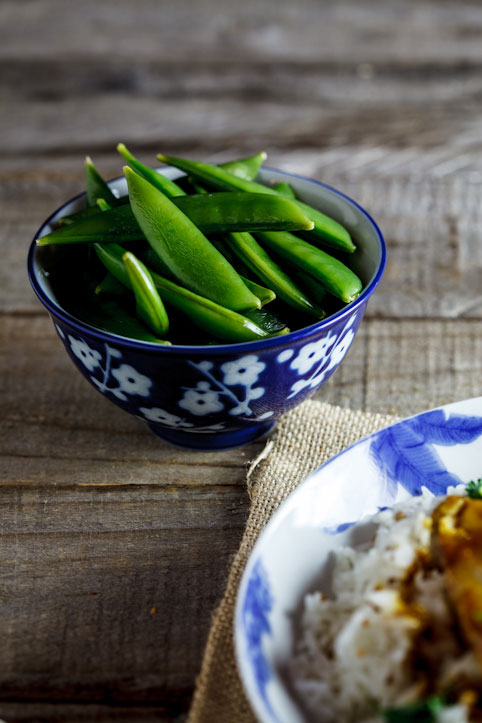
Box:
383 696 444 722
467 478 482 499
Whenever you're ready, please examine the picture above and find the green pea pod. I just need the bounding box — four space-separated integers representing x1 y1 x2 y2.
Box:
296 200 356 253
58 200 126 226
94 243 270 343
82 295 171 344
148 280 269 344
244 308 289 335
125 167 261 312
94 243 130 287
62 159 125 225
219 151 267 181
96 198 111 212
95 272 126 296
207 237 275 306
178 191 312 233
138 245 175 279
38 192 313 246
208 233 239 266
59 206 100 226
272 181 296 199
294 271 328 305
240 277 276 306
156 153 355 253
85 156 118 208
190 180 208 195
256 231 362 303
117 143 186 199
64 152 266 226
122 251 170 336
224 232 325 319
41 204 142 244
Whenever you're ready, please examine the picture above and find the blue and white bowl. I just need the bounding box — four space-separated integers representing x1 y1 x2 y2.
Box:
235 396 482 721
28 167 386 450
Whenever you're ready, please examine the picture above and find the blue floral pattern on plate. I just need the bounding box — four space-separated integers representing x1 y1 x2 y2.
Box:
235 397 482 723
370 408 482 499
241 559 277 722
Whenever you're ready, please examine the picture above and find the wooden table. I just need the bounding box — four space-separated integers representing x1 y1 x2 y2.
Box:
2 1 482 720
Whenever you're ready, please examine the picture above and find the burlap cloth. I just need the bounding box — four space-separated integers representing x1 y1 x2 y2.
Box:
188 399 398 723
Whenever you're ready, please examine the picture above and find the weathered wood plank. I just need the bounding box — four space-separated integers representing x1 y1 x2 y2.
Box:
0 703 184 723
1 95 481 156
2 0 482 64
360 318 482 415
0 484 247 710
4 58 482 106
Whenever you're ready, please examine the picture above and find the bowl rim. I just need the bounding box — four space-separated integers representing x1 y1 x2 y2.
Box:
28 166 386 355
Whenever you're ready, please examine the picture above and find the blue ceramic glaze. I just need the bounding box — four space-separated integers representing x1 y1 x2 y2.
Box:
28 167 386 450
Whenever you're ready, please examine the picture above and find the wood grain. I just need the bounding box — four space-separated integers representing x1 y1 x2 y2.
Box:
2 0 482 64
3 0 482 719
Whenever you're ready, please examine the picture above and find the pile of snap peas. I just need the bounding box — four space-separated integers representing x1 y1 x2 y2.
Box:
37 146 363 345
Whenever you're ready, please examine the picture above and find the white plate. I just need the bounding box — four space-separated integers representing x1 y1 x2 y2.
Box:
235 396 482 722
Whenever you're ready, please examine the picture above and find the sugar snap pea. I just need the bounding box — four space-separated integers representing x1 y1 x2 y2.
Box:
79 294 171 344
240 277 276 306
219 151 267 181
59 203 120 226
208 236 277 306
94 243 271 343
294 271 328 305
156 153 355 253
244 308 289 335
125 167 261 312
117 144 186 199
137 245 174 279
189 180 208 195
224 232 325 318
96 198 111 212
64 152 265 227
272 181 296 199
122 251 169 336
95 272 126 296
256 231 362 303
85 157 118 208
46 148 366 346
119 146 266 195
176 191 312 234
39 192 314 246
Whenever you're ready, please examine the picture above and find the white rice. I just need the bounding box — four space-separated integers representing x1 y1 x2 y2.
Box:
291 492 477 723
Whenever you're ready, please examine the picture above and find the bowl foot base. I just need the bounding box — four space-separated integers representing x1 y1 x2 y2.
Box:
147 420 276 451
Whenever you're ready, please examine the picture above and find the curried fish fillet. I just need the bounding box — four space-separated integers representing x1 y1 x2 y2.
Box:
432 496 482 668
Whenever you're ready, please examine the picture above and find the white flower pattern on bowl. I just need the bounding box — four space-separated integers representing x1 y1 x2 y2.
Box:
138 405 226 433
179 356 268 418
138 406 195 428
277 314 358 399
179 381 225 416
68 336 152 402
69 335 102 372
110 363 152 400
63 320 359 435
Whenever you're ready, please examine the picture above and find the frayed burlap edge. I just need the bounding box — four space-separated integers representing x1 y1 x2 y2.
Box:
188 399 398 723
